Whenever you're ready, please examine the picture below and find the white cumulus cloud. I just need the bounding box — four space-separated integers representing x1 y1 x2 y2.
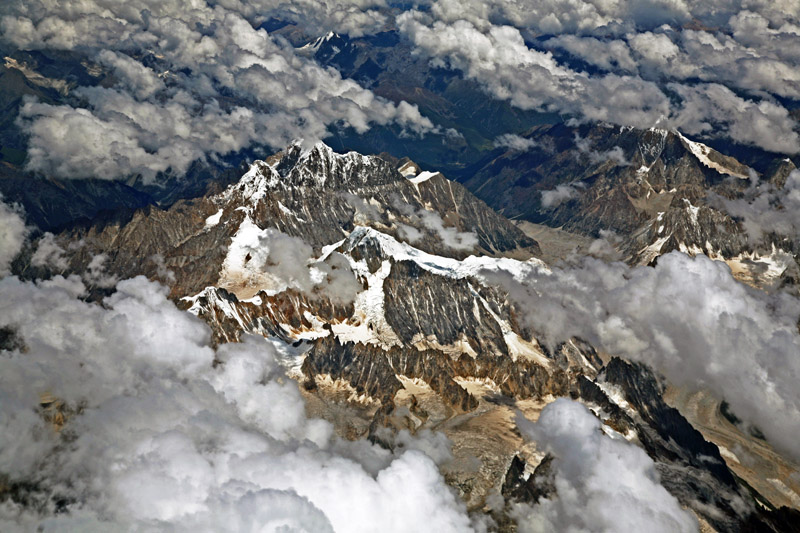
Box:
0 274 474 531
481 251 800 462
513 399 699 533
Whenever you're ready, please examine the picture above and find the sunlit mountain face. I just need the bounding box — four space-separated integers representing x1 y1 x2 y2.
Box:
1 1 800 532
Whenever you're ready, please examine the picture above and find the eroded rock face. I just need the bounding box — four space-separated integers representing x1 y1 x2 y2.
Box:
602 358 737 487
302 336 576 416
623 200 750 265
0 325 26 353
302 337 406 404
383 260 509 356
488 357 796 533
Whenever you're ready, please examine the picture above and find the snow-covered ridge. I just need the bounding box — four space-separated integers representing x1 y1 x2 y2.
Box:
408 171 439 185
291 142 390 187
298 31 338 54
220 141 398 199
221 160 280 205
397 161 418 177
344 226 546 281
676 131 750 179
186 225 553 359
397 160 440 185
205 208 223 228
331 258 402 349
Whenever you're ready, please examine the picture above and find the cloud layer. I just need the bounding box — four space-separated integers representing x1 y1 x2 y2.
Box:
482 251 800 462
717 168 800 242
0 274 473 531
398 0 800 154
3 0 799 184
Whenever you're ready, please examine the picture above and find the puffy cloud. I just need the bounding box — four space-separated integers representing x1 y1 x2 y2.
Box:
421 0 800 36
398 13 673 131
5 0 800 179
6 0 800 179
586 229 624 260
343 191 385 224
0 274 473 531
421 0 620 35
627 31 694 78
513 399 699 533
480 251 800 462
83 253 119 288
544 23 800 102
0 196 28 276
393 199 479 251
30 232 68 271
222 221 360 303
417 210 480 251
545 35 639 72
574 134 630 165
232 225 320 291
541 184 580 207
669 83 800 154
397 222 424 243
2 1 434 181
149 253 177 284
95 50 165 99
19 95 209 180
729 10 800 63
494 133 540 152
641 29 800 99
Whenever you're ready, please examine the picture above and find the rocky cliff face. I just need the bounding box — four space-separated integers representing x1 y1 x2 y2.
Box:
577 359 746 531
493 357 796 532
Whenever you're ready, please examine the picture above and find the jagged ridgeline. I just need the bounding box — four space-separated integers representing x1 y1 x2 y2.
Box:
22 142 800 531
466 124 800 285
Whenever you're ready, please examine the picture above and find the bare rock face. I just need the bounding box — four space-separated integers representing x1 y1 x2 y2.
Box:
383 260 509 356
501 454 556 505
489 358 796 533
0 325 26 353
178 286 354 345
601 358 737 488
302 337 406 404
623 201 750 265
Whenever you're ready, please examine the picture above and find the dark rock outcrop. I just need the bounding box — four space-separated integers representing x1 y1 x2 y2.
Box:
583 358 752 531
501 454 556 505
